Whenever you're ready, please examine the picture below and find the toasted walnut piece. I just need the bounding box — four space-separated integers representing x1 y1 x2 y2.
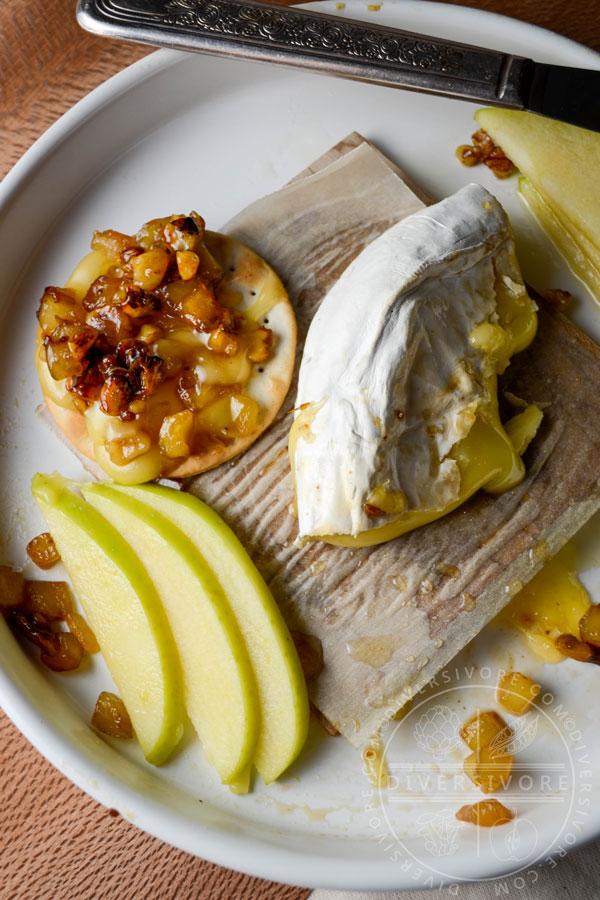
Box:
176 250 200 282
85 304 137 345
130 248 172 291
455 145 480 167
0 567 25 611
49 322 98 367
456 129 516 179
91 229 135 258
291 630 323 682
100 368 134 416
208 324 239 357
483 147 516 179
555 633 597 663
159 410 195 458
23 580 73 623
471 129 496 155
456 800 513 827
579 605 600 648
11 613 84 672
247 327 273 364
40 631 84 672
497 671 540 716
460 710 509 752
67 365 104 404
121 287 162 320
92 691 134 738
65 611 99 654
464 747 514 794
26 533 60 570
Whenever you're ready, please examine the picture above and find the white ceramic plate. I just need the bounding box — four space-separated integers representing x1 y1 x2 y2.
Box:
1 1 600 890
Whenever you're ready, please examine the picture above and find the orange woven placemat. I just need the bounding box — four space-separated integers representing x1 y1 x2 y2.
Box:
0 2 598 898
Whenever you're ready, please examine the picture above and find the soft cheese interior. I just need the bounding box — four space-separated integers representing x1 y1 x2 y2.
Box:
290 183 538 543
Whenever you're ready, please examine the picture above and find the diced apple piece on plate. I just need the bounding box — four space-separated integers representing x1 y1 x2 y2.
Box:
82 483 260 785
95 484 310 785
474 108 600 300
31 473 184 765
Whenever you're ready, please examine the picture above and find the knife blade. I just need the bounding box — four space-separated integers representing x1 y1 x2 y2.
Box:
77 0 600 132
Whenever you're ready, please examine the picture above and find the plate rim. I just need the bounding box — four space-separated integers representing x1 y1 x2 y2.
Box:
1 0 599 890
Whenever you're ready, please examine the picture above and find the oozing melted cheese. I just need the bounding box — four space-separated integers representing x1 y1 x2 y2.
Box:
496 543 591 663
290 184 539 547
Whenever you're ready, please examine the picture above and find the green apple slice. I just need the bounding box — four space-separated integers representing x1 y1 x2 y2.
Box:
105 483 309 784
31 473 184 765
519 177 600 300
82 483 259 784
474 108 600 256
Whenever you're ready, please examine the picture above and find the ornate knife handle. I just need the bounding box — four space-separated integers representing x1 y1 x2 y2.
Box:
78 0 532 108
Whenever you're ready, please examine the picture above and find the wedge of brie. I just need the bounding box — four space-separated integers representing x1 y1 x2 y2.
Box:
290 183 539 545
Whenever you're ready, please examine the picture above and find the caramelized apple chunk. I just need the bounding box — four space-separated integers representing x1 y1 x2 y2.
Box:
159 410 195 458
0 567 25 610
460 710 509 752
37 287 83 337
555 633 597 663
464 746 514 794
91 228 136 258
176 250 200 282
65 611 100 654
497 671 540 716
92 691 134 738
27 532 61 569
456 800 513 827
130 248 172 291
11 612 84 672
23 580 72 623
247 327 273 363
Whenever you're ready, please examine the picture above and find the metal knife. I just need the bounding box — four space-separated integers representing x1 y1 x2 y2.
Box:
77 0 600 132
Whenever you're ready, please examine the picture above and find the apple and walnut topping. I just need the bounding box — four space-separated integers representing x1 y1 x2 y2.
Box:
0 563 98 672
456 129 516 179
37 212 276 477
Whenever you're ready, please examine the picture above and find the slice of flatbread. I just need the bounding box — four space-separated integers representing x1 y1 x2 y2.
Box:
188 133 600 746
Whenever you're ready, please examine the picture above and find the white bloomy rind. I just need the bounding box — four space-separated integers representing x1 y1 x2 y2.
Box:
293 183 524 539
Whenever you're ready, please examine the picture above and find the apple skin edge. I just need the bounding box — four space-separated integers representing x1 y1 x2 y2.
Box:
31 473 184 766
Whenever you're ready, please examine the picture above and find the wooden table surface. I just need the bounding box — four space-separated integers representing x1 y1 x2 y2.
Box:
0 2 598 898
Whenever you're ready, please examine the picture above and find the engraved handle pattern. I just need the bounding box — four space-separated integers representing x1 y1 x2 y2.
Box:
94 0 472 74
163 0 465 72
83 0 527 105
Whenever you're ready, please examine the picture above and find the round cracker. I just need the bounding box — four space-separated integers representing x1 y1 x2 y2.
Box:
37 231 296 481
